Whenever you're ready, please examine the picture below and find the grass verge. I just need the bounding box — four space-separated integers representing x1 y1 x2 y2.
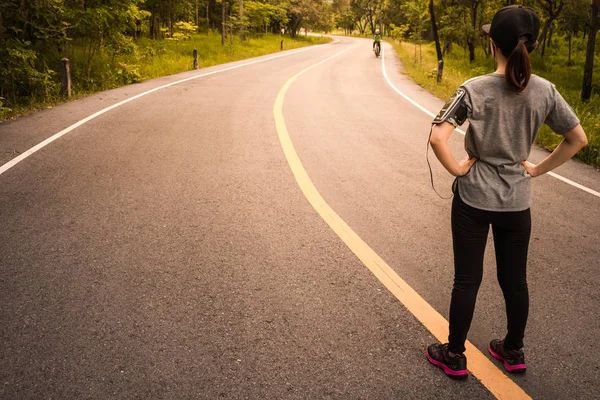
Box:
1 33 330 122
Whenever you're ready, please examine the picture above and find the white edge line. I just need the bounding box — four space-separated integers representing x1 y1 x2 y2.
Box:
0 39 340 176
381 43 600 199
546 171 600 197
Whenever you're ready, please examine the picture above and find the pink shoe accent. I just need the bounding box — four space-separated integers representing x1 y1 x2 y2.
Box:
504 362 527 372
426 351 469 377
488 345 527 372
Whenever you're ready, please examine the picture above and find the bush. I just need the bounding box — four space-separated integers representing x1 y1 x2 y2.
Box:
0 38 57 105
0 97 12 118
116 63 141 85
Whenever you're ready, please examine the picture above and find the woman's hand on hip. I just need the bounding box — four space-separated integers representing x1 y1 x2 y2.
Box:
520 161 539 177
456 155 477 176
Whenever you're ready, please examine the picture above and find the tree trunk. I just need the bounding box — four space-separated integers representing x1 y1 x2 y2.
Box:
468 0 478 62
86 42 97 81
356 18 366 35
239 0 244 41
195 0 199 32
467 41 475 62
542 24 554 56
443 42 452 56
150 8 159 39
582 1 598 101
568 32 572 64
429 0 444 82
221 0 225 45
540 19 551 57
539 1 565 57
289 16 302 38
229 5 233 45
0 10 4 45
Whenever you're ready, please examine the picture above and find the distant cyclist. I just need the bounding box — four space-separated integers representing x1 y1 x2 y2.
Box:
373 29 382 55
426 5 588 379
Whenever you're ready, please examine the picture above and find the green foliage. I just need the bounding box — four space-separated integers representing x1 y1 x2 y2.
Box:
387 23 409 41
245 1 289 33
116 63 142 85
0 0 151 105
0 38 58 104
0 31 329 121
169 21 199 40
0 0 333 114
400 0 429 42
438 5 472 52
0 97 11 119
107 33 138 62
335 8 356 34
561 0 591 36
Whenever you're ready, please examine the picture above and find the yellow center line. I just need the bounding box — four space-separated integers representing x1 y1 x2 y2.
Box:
273 43 532 400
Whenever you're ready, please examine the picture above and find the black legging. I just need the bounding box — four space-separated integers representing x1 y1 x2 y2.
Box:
448 192 531 354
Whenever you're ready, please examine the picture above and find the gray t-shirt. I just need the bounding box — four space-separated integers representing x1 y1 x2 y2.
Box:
454 73 580 212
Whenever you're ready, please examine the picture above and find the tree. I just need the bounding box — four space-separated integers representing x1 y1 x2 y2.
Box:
287 0 331 38
287 0 308 37
582 0 599 101
560 0 590 64
466 0 481 62
239 0 245 40
401 0 429 62
438 5 467 56
537 0 565 57
429 0 444 82
245 1 287 34
351 0 368 34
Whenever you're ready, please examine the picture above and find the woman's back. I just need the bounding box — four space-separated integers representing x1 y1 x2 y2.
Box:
457 74 580 211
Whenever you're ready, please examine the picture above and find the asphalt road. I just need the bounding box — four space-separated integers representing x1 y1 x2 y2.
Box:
1 36 599 399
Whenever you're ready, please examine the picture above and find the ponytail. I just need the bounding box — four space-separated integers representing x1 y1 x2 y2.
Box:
505 38 532 93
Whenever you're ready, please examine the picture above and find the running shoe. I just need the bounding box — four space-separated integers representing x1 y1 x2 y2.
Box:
426 343 468 379
488 339 526 373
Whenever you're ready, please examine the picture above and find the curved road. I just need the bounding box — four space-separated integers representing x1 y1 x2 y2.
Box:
1 36 599 399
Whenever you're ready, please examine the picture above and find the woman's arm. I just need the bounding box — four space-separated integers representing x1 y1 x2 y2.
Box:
430 122 477 177
521 124 588 177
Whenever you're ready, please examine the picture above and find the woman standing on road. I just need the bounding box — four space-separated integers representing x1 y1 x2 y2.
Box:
425 5 588 378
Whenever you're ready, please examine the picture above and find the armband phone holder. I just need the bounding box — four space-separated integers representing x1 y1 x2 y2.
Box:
433 88 468 126
427 88 469 199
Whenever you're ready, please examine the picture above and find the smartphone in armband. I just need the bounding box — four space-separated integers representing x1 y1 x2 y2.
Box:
427 88 469 200
433 88 468 126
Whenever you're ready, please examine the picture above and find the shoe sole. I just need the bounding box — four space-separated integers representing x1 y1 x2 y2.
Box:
488 345 527 373
426 351 468 379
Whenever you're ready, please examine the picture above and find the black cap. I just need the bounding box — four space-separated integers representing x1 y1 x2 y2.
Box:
481 5 540 53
